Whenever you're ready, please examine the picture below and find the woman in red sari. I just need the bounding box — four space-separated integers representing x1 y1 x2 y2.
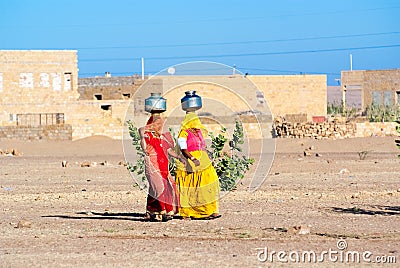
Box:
139 114 183 222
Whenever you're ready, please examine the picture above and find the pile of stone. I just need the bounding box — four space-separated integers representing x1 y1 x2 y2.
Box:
273 117 356 139
61 160 126 168
0 148 23 156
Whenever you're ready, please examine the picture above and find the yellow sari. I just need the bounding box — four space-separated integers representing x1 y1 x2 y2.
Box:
175 113 220 218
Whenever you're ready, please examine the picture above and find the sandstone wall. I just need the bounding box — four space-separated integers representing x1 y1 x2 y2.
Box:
355 122 399 137
0 125 72 141
78 76 144 100
0 50 79 104
0 50 80 129
248 75 327 120
274 120 398 139
65 100 130 140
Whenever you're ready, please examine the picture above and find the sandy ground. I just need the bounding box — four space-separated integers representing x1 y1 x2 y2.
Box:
0 136 399 267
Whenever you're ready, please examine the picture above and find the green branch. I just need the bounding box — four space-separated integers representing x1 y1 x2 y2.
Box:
126 120 146 186
208 120 254 191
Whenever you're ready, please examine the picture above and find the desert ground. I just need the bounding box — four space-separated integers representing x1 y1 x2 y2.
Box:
0 135 399 267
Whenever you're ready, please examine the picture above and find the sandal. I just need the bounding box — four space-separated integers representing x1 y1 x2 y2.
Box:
162 214 173 222
149 212 163 222
192 214 221 220
206 213 221 220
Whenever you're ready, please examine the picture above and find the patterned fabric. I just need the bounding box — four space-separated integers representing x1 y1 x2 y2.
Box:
143 115 179 217
176 113 220 218
179 112 208 137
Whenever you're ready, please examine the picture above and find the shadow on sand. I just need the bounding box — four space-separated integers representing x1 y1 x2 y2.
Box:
331 205 400 216
42 211 186 222
42 211 148 222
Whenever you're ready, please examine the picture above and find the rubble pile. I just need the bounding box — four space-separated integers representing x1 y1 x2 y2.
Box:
273 117 356 139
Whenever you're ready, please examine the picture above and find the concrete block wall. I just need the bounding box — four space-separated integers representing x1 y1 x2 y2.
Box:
341 69 400 109
363 70 400 107
273 121 398 139
0 50 79 104
1 102 72 126
327 86 341 105
0 125 72 141
0 50 80 127
0 99 130 140
78 76 144 100
355 122 399 137
64 100 130 140
248 75 327 120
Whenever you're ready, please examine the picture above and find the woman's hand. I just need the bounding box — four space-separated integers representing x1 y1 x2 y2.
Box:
178 155 187 164
180 149 200 167
192 158 200 167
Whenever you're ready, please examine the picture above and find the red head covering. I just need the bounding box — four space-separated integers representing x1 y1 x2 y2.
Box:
145 114 164 134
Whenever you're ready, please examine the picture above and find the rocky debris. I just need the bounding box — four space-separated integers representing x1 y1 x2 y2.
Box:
303 145 320 157
81 161 97 167
287 225 310 235
80 161 92 167
12 149 23 156
79 161 117 167
303 149 312 156
358 150 371 160
17 219 32 228
274 116 356 139
0 148 23 156
118 161 127 166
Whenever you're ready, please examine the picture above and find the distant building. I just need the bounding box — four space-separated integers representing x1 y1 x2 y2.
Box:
0 50 130 140
327 86 341 105
0 50 79 106
0 50 79 130
78 76 143 101
1 50 328 140
341 69 400 109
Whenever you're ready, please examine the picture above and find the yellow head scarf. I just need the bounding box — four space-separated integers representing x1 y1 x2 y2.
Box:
179 112 208 136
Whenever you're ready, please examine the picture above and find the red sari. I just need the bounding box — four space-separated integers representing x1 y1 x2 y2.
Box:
144 130 178 216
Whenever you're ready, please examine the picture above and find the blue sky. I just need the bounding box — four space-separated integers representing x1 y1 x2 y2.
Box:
1 0 399 85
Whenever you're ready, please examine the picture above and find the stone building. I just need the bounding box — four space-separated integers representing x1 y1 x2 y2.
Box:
341 69 400 109
0 50 78 140
0 50 129 140
327 86 341 105
0 50 79 108
78 76 144 101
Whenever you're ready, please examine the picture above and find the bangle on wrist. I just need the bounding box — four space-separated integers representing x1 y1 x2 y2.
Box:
190 156 196 160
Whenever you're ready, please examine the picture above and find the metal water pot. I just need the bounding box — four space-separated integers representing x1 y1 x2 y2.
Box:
181 90 202 112
145 93 166 113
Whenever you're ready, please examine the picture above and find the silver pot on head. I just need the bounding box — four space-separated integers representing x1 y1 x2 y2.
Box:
181 90 202 112
145 93 167 113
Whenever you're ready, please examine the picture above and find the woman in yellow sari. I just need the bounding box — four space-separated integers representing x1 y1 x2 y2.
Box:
176 112 221 220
